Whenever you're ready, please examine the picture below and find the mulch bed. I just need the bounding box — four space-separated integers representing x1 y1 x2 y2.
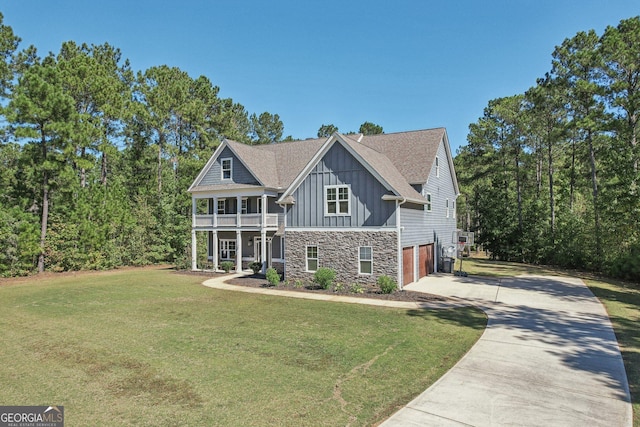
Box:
176 270 449 303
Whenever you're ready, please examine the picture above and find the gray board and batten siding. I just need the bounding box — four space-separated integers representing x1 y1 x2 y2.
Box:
197 146 259 187
401 139 458 252
286 143 397 228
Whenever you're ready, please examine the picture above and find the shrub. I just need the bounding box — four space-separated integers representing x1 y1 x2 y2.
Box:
333 282 345 293
266 267 280 286
249 261 263 274
377 275 397 294
349 283 365 294
219 261 235 273
293 280 304 288
314 267 336 289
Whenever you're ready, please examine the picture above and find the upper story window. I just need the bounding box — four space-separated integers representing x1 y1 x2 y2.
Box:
435 156 440 178
453 200 456 219
446 198 450 218
325 185 350 216
425 193 432 212
217 199 226 215
241 198 248 214
221 158 232 180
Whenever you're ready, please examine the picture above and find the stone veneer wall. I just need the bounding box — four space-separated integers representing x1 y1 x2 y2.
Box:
284 230 398 285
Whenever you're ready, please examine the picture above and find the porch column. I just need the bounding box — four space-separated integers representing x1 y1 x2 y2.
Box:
260 229 267 273
192 197 197 227
236 230 243 272
191 229 197 270
236 196 242 227
261 194 267 225
213 196 218 227
212 231 218 271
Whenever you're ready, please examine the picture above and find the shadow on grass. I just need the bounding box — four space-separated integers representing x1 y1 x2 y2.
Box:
406 307 487 331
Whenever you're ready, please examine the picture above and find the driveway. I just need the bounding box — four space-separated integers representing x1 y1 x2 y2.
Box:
381 274 632 426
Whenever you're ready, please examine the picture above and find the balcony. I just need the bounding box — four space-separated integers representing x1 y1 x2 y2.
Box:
194 213 282 228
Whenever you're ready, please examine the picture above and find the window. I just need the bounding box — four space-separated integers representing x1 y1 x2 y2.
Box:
306 246 318 272
221 158 232 180
452 200 456 219
435 156 440 178
425 193 432 212
241 198 248 214
325 185 350 215
219 240 236 260
359 246 373 275
446 198 450 218
257 197 263 214
217 199 226 215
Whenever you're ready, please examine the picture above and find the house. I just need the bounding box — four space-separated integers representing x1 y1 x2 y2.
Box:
188 128 459 289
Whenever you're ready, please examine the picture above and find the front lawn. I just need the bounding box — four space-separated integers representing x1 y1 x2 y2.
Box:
0 267 485 426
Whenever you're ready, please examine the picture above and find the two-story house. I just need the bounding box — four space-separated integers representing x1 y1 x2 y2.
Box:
188 128 459 289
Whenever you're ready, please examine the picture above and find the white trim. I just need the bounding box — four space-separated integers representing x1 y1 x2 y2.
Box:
277 133 401 205
221 157 233 181
305 245 318 272
324 184 351 216
219 239 236 260
441 131 461 196
358 246 373 275
188 140 228 191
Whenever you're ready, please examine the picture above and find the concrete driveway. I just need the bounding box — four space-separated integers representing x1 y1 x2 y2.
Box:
382 274 632 426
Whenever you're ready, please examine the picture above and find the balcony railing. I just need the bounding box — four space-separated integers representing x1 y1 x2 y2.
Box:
194 213 281 228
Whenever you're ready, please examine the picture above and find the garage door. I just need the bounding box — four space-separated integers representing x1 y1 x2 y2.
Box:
402 247 414 286
419 244 434 278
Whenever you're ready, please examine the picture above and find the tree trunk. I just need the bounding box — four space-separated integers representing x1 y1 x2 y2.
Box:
157 133 163 194
37 128 49 273
548 134 555 244
101 150 108 186
570 138 576 212
587 130 602 264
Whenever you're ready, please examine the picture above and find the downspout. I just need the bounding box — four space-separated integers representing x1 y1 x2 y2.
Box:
396 197 407 290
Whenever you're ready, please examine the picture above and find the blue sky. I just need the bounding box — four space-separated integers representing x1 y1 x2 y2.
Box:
1 1 638 154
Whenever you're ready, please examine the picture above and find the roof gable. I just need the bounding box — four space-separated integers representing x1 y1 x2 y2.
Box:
277 133 426 205
188 140 264 192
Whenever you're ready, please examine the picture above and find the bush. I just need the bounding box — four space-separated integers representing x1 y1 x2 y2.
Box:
219 261 235 273
266 268 280 286
377 275 397 294
314 267 336 289
349 283 364 294
249 261 263 274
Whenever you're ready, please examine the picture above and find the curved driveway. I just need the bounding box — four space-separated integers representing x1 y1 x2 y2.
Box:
382 274 632 426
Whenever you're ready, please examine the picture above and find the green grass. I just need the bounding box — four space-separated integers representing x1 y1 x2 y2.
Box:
0 267 486 426
459 256 640 426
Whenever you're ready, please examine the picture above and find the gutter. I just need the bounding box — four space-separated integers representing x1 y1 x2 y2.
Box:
396 197 407 290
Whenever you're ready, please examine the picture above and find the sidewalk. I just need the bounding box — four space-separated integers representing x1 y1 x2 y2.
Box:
381 274 632 426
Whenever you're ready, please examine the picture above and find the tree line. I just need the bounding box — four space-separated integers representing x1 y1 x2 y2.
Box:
0 13 386 277
455 16 640 281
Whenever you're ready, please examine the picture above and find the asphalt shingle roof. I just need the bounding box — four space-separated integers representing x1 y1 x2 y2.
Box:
190 128 448 200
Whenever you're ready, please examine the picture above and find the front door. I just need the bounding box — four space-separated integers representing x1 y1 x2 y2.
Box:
254 237 272 268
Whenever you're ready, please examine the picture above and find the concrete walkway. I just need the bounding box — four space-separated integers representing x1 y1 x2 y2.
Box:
382 274 632 426
201 273 632 426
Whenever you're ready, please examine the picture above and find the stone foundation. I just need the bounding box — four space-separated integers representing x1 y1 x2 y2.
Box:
284 230 397 285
